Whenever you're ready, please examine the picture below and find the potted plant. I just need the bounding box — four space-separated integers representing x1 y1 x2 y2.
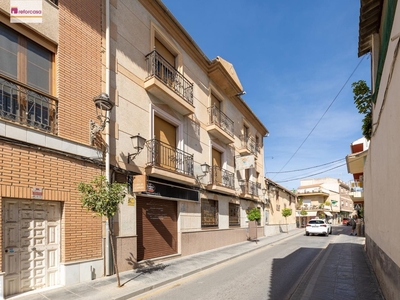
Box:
247 208 261 242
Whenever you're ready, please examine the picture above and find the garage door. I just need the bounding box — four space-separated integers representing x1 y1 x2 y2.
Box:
137 197 177 261
3 199 60 297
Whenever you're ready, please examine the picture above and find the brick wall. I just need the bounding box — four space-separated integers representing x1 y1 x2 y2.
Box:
0 141 103 269
58 0 103 144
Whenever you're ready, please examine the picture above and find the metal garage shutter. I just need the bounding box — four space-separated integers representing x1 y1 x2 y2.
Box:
137 197 178 261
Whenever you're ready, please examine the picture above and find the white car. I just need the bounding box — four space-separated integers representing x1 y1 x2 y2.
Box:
305 219 332 236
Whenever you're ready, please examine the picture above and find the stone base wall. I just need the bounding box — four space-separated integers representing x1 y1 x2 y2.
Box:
181 228 248 256
366 234 400 300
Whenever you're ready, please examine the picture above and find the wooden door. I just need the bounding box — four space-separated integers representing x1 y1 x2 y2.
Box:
212 148 222 185
154 115 176 170
3 199 60 296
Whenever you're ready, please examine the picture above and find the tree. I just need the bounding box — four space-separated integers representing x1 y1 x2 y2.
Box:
78 175 127 287
352 80 372 140
281 208 292 234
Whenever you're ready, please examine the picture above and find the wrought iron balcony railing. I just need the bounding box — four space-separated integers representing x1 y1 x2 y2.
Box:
145 50 193 105
211 165 235 189
0 75 58 134
208 105 234 137
248 180 259 196
146 139 194 176
239 135 257 155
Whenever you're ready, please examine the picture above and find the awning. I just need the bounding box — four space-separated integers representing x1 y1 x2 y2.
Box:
324 212 333 217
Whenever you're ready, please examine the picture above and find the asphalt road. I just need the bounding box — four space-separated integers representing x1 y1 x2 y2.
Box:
132 226 349 300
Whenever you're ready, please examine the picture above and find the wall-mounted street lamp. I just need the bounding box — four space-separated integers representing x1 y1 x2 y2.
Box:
262 187 267 196
196 162 210 181
89 93 114 144
127 133 146 163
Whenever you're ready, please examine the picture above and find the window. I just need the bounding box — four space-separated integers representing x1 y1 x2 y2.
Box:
0 24 56 133
201 199 218 227
229 203 240 226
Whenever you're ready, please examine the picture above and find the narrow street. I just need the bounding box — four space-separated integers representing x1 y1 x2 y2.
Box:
133 226 352 300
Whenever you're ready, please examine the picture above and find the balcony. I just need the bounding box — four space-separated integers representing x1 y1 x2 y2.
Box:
144 50 194 116
207 166 235 194
145 139 195 185
206 106 234 144
238 135 257 156
349 180 364 200
0 75 58 134
239 180 259 198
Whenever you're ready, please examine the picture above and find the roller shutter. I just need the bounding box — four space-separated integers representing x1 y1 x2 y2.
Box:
137 197 177 261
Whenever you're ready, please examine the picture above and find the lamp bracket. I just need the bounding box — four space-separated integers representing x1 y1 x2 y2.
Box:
90 119 105 144
127 150 142 164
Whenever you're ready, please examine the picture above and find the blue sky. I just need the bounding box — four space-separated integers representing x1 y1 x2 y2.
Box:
161 0 370 190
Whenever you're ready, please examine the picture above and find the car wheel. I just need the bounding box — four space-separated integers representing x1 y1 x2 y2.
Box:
330 228 332 234
306 232 309 236
325 232 328 236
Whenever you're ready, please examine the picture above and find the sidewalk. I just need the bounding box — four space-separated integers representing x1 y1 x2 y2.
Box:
9 229 304 300
289 227 384 300
8 227 383 300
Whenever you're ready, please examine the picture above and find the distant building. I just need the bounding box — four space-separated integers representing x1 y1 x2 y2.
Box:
296 177 353 226
264 178 297 234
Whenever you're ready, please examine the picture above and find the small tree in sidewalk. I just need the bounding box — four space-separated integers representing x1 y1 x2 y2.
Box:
281 208 292 233
78 175 127 287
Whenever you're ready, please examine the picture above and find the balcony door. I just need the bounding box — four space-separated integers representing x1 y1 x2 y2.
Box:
155 38 175 87
210 94 221 125
212 148 222 185
154 115 176 171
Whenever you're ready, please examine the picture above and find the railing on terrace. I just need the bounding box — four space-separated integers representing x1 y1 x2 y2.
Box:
145 50 193 105
146 139 194 176
208 105 234 137
211 166 235 189
239 135 257 155
0 75 58 134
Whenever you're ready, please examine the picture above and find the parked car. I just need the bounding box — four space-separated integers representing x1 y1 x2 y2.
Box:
342 218 350 225
305 219 332 236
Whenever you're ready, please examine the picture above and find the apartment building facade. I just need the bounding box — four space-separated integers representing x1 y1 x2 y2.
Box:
109 0 269 270
357 0 400 298
0 0 269 297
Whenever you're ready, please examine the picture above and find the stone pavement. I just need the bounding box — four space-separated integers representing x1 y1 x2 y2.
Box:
288 227 384 300
8 226 383 300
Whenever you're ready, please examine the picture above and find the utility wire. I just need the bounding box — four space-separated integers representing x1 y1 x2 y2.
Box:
276 163 347 183
272 55 366 178
267 158 345 173
272 155 366 183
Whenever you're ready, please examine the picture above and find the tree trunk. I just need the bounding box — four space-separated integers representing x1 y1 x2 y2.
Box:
108 225 121 287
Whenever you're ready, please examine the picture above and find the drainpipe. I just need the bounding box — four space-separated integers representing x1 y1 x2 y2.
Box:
105 0 111 276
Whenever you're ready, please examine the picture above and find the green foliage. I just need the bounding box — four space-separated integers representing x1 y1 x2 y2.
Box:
281 208 292 218
324 201 331 206
300 209 307 216
352 80 372 140
247 207 261 222
78 175 127 219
